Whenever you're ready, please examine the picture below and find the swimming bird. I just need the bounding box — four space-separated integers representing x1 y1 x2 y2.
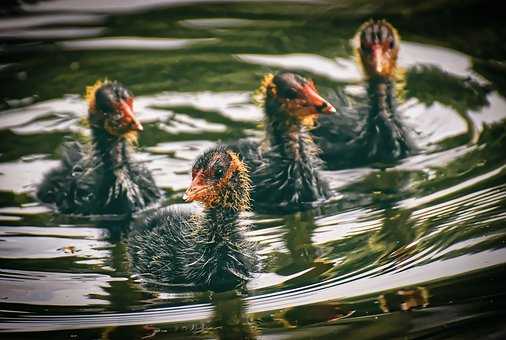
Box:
232 72 336 212
313 19 416 169
128 145 256 291
36 80 162 215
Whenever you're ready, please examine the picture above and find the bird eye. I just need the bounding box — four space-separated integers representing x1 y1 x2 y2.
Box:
214 166 224 179
115 87 129 100
283 88 298 99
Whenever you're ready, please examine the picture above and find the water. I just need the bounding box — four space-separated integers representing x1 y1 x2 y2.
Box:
1 1 506 338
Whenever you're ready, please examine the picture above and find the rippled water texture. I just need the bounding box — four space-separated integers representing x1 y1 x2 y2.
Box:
1 1 506 339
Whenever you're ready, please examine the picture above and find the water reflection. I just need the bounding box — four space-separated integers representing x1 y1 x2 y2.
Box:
237 53 360 82
406 65 491 115
378 286 429 313
263 210 334 288
0 269 116 306
1 1 506 338
405 64 492 146
0 27 104 40
210 291 257 340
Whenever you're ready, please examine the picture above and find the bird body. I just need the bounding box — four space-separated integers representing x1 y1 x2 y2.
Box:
246 125 329 211
130 206 256 290
314 77 415 168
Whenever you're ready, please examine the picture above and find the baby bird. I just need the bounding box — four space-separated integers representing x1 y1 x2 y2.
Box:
128 145 256 291
233 72 336 213
37 80 161 215
313 19 416 168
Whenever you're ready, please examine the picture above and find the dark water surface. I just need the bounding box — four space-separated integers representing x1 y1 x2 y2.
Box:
1 1 506 339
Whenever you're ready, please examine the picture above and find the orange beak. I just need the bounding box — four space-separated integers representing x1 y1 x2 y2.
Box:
371 43 384 75
301 84 336 114
118 100 143 131
183 170 208 202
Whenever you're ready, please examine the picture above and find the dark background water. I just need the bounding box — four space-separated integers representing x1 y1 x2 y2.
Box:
1 0 506 339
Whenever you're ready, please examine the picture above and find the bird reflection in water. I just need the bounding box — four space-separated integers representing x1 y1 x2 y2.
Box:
379 286 430 313
208 290 258 340
266 210 334 285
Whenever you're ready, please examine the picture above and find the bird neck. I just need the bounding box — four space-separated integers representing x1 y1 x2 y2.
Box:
202 206 240 237
362 76 414 160
259 105 327 207
91 128 132 169
367 77 397 118
265 106 321 164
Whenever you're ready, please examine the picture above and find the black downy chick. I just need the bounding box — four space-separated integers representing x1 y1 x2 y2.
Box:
232 72 337 213
128 145 257 291
37 80 161 215
313 20 416 169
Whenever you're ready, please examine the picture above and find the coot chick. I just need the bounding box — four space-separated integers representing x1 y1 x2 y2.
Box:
37 80 162 215
313 19 416 168
128 145 256 291
233 72 337 213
